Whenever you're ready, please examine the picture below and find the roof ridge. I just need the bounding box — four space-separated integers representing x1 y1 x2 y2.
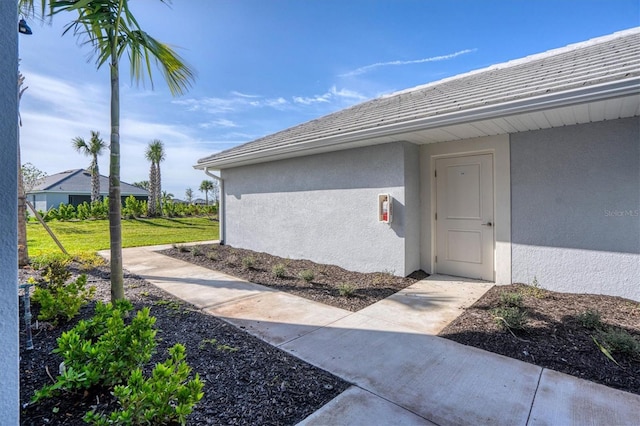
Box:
385 27 640 98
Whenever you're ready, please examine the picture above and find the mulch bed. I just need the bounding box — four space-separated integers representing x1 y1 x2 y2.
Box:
160 243 428 312
438 283 640 395
19 264 348 425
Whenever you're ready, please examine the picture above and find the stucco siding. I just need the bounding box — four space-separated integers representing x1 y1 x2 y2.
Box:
511 117 640 301
222 143 417 275
0 1 19 421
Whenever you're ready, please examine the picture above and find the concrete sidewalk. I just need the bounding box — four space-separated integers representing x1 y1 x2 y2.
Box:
104 244 640 426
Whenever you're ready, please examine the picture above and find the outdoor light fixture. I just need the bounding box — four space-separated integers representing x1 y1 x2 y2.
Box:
18 18 32 35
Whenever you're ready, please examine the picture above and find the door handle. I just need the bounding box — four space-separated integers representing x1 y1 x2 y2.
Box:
481 222 493 227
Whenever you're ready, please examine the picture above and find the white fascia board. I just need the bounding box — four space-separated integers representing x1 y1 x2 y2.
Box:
195 77 640 170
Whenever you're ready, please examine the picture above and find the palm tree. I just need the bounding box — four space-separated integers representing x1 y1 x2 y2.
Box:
145 139 165 216
72 130 107 203
199 180 214 206
24 0 195 301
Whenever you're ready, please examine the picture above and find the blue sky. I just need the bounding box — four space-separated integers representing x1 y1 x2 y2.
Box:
18 0 639 198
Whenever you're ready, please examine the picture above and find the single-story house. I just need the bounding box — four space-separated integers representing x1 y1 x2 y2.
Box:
195 28 640 301
27 169 149 211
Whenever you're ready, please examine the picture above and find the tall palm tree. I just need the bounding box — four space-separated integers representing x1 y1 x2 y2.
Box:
23 0 195 301
145 139 165 216
199 180 214 206
72 130 107 203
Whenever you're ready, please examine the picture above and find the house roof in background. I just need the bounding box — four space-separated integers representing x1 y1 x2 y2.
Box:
197 27 640 169
30 169 149 196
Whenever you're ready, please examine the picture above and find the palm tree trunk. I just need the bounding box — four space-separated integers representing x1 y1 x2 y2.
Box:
156 162 162 215
109 43 124 302
148 162 157 216
91 156 100 203
17 148 28 267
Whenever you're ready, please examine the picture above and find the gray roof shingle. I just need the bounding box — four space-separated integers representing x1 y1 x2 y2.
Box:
30 169 148 196
197 28 640 167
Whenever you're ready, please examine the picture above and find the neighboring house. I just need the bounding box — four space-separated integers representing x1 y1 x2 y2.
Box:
196 28 640 301
28 169 149 211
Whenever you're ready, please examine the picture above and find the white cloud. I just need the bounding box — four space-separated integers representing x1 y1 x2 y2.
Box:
199 119 239 129
340 49 477 77
293 85 367 105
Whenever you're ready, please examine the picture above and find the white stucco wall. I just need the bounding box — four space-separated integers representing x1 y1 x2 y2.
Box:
222 142 420 276
511 117 640 301
0 1 20 422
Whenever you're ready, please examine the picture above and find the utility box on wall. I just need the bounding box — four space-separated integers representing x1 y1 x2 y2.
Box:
378 194 392 223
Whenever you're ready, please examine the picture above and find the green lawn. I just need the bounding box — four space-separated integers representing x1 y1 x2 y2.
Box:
27 217 219 257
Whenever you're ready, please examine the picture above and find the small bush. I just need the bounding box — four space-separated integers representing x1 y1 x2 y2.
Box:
499 292 523 308
578 309 602 330
32 274 96 325
599 328 640 357
191 246 202 257
33 300 157 402
241 256 256 270
492 307 528 331
206 251 218 261
30 253 72 270
520 276 548 299
42 257 72 286
272 263 287 278
84 344 203 426
338 283 356 297
173 243 189 253
298 269 315 282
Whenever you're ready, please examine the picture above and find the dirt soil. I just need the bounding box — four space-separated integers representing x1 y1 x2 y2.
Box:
19 264 348 425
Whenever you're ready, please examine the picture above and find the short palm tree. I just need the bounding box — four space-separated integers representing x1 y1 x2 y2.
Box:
199 180 214 205
22 0 195 301
72 130 107 203
145 139 165 216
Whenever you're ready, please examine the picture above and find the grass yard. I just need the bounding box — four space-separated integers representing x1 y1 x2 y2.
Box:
27 217 219 257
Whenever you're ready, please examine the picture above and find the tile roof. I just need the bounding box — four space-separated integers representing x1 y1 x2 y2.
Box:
197 28 640 168
30 169 149 196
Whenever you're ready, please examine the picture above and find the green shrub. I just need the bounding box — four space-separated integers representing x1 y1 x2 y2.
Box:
89 199 109 219
191 246 202 257
123 195 145 218
32 300 157 401
492 307 528 331
499 292 523 308
577 309 602 329
241 256 256 270
32 274 95 325
76 202 91 220
298 269 315 282
599 328 640 357
338 283 356 297
84 344 203 426
272 263 287 278
30 252 72 270
162 200 179 217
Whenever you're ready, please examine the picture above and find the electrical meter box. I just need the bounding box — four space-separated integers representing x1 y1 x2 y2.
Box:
378 194 392 223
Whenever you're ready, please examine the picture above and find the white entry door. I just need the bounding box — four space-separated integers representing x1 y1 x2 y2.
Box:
435 154 494 281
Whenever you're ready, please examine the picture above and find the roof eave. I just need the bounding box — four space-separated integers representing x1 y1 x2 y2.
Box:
195 77 640 170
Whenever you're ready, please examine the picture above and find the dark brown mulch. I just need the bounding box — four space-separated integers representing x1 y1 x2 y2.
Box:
160 244 428 312
19 264 348 425
438 283 640 395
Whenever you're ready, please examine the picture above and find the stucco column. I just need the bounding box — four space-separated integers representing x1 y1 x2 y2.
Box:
0 1 20 423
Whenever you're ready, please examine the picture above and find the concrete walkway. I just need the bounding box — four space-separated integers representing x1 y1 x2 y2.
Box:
104 244 640 426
